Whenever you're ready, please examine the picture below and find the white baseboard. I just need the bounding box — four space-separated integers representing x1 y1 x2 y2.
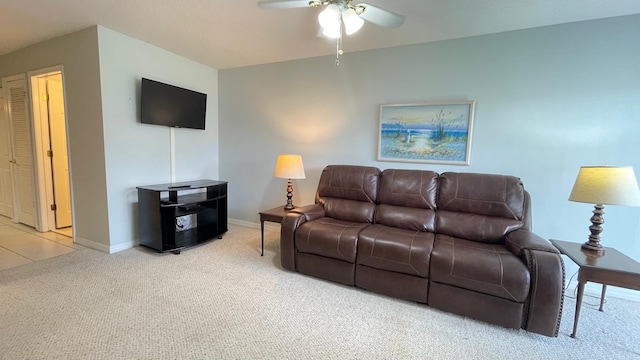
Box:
566 279 640 303
75 236 134 254
228 218 280 231
109 241 135 254
564 260 640 302
228 218 258 229
74 236 110 253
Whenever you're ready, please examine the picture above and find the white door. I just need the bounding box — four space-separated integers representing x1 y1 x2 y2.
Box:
3 75 37 227
47 74 72 228
0 89 14 218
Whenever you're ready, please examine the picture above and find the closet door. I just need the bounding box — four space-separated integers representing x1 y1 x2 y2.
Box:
0 89 14 218
3 75 37 227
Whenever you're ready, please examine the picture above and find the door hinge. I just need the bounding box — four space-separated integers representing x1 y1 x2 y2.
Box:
42 93 49 102
47 150 53 157
51 204 57 211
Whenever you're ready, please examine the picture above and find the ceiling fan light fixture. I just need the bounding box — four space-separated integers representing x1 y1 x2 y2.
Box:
342 8 364 35
318 4 340 28
322 26 341 38
258 0 406 65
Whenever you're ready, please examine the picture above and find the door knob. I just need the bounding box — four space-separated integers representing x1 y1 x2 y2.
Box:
9 159 16 164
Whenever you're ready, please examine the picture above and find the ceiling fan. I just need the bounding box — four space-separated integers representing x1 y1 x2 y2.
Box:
258 0 405 64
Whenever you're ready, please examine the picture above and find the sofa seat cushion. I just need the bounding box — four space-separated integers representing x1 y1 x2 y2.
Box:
295 217 370 263
430 234 530 302
357 224 434 278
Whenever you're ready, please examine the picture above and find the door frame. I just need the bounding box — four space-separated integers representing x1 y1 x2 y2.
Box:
28 65 74 233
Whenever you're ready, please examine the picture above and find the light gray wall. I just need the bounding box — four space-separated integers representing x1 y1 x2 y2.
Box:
220 15 640 297
97 26 219 252
0 26 219 253
0 27 110 249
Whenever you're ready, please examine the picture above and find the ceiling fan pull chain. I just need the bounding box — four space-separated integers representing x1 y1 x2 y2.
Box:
336 9 343 65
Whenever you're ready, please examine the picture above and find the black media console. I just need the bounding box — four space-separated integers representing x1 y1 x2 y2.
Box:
137 179 228 253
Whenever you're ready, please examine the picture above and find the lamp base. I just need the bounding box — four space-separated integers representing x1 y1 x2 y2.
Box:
581 241 605 255
284 178 295 211
581 203 606 255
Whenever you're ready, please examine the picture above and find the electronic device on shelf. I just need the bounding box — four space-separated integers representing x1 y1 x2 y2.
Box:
168 185 192 189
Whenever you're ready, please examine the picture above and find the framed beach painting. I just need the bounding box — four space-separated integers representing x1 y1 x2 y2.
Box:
377 100 475 165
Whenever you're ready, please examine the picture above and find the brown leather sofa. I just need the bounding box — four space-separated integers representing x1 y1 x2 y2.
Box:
281 165 565 337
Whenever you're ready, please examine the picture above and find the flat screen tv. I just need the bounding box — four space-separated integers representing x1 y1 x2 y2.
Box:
140 78 207 130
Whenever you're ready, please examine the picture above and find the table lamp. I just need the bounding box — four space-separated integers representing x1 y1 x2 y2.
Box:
273 154 306 210
568 166 640 255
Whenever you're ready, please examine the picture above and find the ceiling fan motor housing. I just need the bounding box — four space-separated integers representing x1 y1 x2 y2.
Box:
309 0 362 13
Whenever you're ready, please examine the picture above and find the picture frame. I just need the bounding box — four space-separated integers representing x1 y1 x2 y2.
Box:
377 100 475 165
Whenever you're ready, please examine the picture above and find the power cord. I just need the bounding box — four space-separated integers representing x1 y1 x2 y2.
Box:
564 270 608 308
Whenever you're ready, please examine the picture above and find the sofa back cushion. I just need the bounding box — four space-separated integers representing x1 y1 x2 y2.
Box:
376 169 438 231
436 172 526 243
316 165 380 223
323 198 376 223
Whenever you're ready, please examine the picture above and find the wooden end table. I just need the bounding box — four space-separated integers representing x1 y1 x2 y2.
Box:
550 239 640 338
258 206 289 256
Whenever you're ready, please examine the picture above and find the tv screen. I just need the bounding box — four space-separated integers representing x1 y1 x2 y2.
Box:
140 78 207 130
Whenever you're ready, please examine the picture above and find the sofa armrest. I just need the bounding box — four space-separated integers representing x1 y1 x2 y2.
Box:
506 229 564 337
521 248 565 336
291 204 326 222
505 229 559 257
280 204 325 271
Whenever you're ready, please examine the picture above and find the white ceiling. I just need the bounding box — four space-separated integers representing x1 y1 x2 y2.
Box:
1 0 640 69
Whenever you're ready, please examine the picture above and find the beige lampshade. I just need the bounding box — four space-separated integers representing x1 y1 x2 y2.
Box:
569 166 640 206
273 154 306 179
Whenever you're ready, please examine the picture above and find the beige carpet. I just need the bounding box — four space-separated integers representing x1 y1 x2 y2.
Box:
1 224 639 360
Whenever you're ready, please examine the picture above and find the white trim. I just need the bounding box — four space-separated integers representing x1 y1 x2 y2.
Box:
74 235 134 254
566 279 640 303
27 65 64 78
28 75 52 231
109 241 135 254
228 217 258 229
74 236 110 253
229 217 281 231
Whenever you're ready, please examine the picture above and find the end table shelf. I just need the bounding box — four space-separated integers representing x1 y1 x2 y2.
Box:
138 180 228 254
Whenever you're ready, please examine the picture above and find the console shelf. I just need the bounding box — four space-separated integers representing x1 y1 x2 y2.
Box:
137 179 228 253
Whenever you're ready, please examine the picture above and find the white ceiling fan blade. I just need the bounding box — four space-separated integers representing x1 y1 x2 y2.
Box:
356 3 405 28
257 0 311 9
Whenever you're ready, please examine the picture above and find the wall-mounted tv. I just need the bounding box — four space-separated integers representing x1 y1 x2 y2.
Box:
140 78 207 130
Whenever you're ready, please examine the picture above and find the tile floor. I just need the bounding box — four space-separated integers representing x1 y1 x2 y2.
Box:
0 215 82 271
